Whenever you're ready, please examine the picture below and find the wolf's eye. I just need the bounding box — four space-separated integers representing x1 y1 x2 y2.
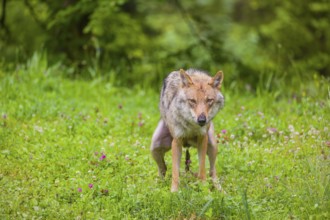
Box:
206 98 214 105
188 99 197 106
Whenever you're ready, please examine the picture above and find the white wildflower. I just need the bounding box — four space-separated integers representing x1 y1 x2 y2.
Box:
288 125 295 133
34 125 44 133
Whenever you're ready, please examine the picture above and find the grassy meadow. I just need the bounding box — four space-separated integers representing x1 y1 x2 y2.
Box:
1 55 329 219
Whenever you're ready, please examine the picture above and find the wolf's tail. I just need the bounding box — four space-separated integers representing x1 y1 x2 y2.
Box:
185 149 191 172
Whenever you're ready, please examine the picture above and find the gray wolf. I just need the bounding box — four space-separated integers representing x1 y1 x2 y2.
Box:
150 68 224 192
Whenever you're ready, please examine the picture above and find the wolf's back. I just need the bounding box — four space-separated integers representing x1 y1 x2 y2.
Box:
160 70 181 112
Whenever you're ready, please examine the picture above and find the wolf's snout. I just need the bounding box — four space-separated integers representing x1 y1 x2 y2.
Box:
197 113 207 126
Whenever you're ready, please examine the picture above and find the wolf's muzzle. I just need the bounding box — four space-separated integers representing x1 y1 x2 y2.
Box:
197 113 207 126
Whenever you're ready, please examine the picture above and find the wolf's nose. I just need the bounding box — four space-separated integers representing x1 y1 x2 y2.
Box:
197 114 207 126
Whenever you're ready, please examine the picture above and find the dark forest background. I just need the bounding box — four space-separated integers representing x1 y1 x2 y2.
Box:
0 0 329 89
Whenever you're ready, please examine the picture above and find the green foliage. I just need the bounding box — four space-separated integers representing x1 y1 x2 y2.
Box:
233 0 330 76
0 1 46 62
0 0 328 88
1 53 329 219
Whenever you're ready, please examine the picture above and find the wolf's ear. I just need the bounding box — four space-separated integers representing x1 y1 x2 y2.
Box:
210 71 224 89
179 69 193 87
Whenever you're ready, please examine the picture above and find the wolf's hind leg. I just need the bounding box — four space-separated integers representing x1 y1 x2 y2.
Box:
150 120 172 178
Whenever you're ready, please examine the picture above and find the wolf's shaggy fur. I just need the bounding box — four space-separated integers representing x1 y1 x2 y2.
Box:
151 69 224 192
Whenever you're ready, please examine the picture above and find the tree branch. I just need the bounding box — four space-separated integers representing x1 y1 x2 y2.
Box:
170 0 219 64
171 0 209 50
24 0 47 31
0 0 5 26
0 0 10 34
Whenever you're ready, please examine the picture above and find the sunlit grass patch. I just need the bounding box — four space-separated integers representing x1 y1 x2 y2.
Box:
0 59 329 219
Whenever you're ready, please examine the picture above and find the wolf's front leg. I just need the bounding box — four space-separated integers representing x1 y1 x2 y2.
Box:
207 123 224 192
207 142 223 191
197 134 208 181
207 123 218 180
171 138 182 192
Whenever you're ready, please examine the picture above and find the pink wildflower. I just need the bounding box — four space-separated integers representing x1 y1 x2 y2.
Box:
99 153 106 161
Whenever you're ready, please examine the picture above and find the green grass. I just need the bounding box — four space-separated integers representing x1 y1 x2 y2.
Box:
1 55 329 219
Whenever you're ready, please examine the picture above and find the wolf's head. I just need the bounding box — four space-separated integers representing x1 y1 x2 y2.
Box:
178 69 224 127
